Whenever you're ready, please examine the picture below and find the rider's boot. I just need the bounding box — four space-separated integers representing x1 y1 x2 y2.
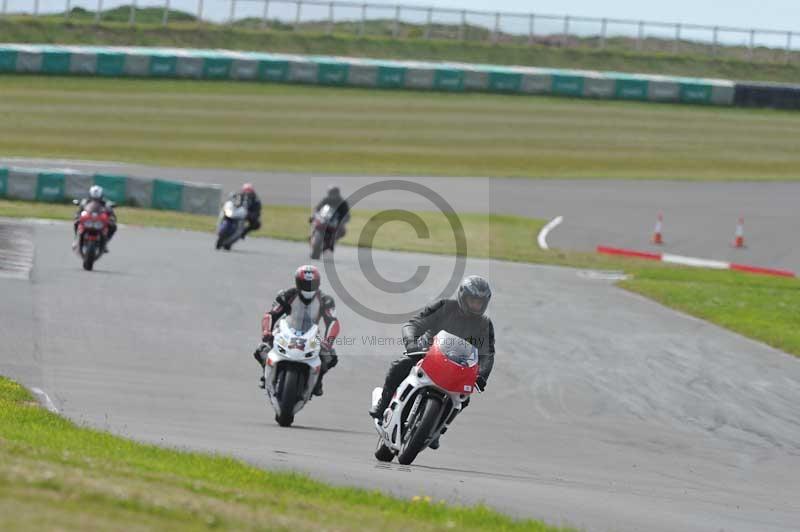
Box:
253 348 266 388
369 386 392 419
313 375 324 396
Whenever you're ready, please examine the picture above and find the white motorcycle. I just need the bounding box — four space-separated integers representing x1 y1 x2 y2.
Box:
263 312 322 427
215 195 248 250
372 330 480 465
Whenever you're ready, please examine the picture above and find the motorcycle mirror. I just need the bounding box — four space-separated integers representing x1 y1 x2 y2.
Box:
72 199 79 205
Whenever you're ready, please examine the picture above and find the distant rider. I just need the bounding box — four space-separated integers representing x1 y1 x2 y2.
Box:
74 185 117 252
237 183 262 239
311 186 350 242
369 275 495 449
253 265 341 396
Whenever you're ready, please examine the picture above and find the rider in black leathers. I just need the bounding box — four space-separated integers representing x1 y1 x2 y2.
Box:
311 186 350 241
238 183 262 239
369 276 495 449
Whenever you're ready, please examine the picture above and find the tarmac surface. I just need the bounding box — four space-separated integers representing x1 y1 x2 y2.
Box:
2 220 800 532
3 157 798 272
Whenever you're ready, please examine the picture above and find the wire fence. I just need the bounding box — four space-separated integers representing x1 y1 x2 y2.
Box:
3 0 800 64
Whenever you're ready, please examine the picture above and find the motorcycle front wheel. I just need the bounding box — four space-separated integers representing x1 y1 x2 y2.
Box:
275 366 302 427
397 395 442 465
83 241 97 271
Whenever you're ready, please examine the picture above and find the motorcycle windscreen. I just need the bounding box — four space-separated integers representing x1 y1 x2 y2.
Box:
84 200 104 214
420 331 479 394
287 308 315 335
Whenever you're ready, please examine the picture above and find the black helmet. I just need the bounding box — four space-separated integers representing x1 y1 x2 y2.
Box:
327 186 341 198
295 264 321 300
457 275 492 316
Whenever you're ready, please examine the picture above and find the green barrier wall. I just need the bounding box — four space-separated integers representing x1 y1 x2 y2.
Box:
152 179 184 211
0 168 7 197
36 172 66 202
0 45 738 106
0 166 220 215
93 174 128 204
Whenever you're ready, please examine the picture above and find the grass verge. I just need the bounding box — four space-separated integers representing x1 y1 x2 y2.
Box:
2 198 798 357
0 376 572 531
3 16 800 83
2 76 800 180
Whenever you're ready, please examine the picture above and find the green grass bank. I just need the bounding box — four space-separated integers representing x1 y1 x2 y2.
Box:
3 198 798 357
3 76 800 180
0 376 572 531
3 16 800 83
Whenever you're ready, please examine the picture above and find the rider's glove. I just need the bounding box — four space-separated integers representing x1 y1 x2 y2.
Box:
475 375 487 392
417 334 431 351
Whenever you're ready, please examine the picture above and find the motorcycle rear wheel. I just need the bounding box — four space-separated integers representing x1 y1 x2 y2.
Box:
397 395 442 465
310 231 323 260
275 367 301 427
374 438 395 462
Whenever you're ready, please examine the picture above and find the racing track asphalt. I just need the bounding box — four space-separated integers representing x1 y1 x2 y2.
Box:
2 220 800 532
3 158 798 273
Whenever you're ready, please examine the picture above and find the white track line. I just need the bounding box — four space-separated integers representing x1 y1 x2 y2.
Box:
537 215 564 250
31 387 59 413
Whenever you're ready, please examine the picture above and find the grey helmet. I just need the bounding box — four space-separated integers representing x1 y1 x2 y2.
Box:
89 185 104 200
457 275 492 316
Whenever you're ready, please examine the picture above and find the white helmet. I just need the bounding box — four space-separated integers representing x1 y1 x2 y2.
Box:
89 185 104 200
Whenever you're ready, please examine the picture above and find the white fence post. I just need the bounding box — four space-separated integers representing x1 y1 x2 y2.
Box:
786 32 793 64
1 0 7 16
424 7 432 39
459 9 465 41
163 0 170 26
712 26 718 55
33 0 39 16
562 15 570 47
528 13 535 46
359 2 366 37
129 0 136 26
228 0 235 24
261 0 270 30
748 29 755 60
673 23 681 54
636 21 644 50
65 0 72 19
197 0 203 22
393 5 400 38
95 0 103 23
326 1 333 34
492 12 499 43
600 18 607 49
294 1 302 30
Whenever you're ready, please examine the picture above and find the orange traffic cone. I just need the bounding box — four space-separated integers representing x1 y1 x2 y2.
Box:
733 217 745 248
652 213 664 245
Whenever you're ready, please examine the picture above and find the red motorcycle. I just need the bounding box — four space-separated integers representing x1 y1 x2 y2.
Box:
371 331 480 465
73 199 112 271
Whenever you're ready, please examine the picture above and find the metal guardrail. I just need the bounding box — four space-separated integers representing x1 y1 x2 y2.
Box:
2 0 798 63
